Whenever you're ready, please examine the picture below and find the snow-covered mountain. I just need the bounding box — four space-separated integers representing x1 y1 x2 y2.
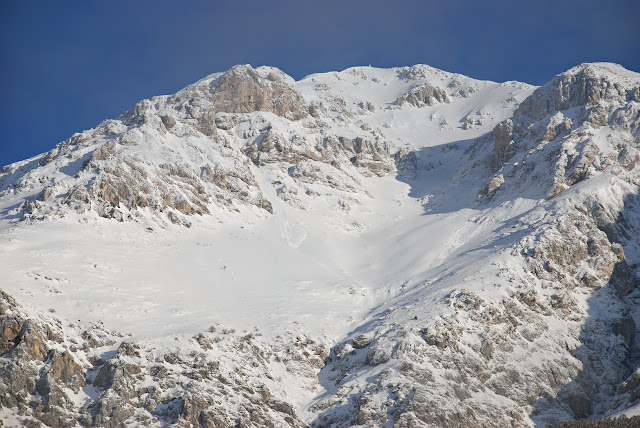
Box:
0 62 639 427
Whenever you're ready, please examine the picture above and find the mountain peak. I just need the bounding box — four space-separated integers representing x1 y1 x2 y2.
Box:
566 62 640 80
1 62 639 427
515 62 640 121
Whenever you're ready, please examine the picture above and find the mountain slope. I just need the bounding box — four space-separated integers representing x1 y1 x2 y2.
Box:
0 62 638 427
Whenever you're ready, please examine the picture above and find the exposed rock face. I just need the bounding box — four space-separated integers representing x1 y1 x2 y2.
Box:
517 64 639 121
238 116 396 210
0 289 85 428
547 415 640 427
488 119 519 173
0 287 331 428
0 291 51 362
84 332 326 428
308 187 639 428
11 110 274 227
306 64 640 427
477 173 504 200
481 63 640 201
1 62 639 427
207 65 309 120
79 148 273 221
611 368 640 412
394 148 418 179
396 83 450 107
5 63 408 227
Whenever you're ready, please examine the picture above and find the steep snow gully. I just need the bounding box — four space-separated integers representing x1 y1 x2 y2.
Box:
1 62 639 427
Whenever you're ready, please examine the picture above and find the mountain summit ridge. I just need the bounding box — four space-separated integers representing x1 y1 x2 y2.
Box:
0 62 639 427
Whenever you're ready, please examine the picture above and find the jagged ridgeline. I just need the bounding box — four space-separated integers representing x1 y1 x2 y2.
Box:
0 65 402 227
0 63 639 427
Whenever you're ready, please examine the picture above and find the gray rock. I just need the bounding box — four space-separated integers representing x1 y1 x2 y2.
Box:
396 83 450 107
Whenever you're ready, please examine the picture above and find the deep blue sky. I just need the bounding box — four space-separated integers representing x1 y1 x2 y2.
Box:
1 0 639 167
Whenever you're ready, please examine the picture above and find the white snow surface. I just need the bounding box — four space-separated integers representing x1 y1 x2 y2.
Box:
1 62 640 426
0 63 535 343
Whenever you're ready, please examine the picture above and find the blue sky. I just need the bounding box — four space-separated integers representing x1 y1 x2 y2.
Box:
1 0 639 167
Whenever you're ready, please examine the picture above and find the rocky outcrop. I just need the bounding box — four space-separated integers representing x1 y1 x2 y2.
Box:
2 62 639 427
207 65 308 120
241 124 395 211
0 289 88 428
57 146 273 225
395 84 450 107
481 63 640 201
487 119 520 173
7 63 410 226
394 148 418 179
609 368 640 414
307 64 640 428
0 292 53 362
0 287 332 427
477 173 504 200
349 137 395 177
547 415 640 427
516 64 639 122
309 195 639 427
13 118 274 226
81 330 328 427
244 128 395 177
521 207 637 422
165 64 309 123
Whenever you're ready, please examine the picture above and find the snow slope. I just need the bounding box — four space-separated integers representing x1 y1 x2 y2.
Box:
0 62 639 427
0 64 533 342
